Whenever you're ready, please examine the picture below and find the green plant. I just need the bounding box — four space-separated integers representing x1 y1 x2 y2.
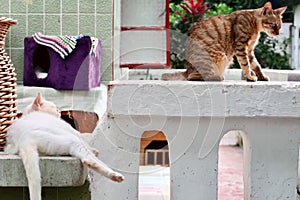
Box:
170 0 208 34
255 33 291 70
170 0 208 68
203 3 233 17
230 33 291 70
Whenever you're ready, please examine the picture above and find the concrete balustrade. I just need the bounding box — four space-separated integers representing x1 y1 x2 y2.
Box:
90 80 300 200
1 81 300 200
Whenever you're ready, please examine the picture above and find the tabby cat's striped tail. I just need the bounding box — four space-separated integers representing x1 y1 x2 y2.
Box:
161 71 188 80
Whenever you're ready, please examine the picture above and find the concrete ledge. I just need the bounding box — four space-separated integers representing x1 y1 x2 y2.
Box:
129 69 300 81
0 154 87 187
108 80 300 117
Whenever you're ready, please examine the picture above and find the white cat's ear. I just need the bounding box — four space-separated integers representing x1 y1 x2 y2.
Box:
262 2 273 16
274 6 287 16
32 93 43 111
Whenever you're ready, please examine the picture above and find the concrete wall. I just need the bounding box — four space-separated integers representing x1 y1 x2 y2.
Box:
292 4 300 69
90 80 300 200
0 0 114 84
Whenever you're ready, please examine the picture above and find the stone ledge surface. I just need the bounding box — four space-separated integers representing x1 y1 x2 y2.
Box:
108 80 300 117
0 154 87 187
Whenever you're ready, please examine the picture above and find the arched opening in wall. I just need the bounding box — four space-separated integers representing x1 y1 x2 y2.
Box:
218 130 244 200
139 130 170 200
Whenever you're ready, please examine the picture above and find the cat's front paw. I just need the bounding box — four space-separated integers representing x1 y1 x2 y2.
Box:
110 172 125 183
246 75 258 82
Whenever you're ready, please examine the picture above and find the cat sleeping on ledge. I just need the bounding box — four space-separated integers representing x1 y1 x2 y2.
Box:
162 2 287 81
5 93 124 200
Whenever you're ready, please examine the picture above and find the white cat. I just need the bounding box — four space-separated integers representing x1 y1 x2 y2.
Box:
5 93 124 200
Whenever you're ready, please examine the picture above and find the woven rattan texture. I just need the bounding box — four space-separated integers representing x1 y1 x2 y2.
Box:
0 17 17 151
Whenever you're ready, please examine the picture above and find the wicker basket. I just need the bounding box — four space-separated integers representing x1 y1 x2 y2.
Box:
0 17 17 151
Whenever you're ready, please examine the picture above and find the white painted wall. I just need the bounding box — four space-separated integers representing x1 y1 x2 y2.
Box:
276 22 292 55
120 0 168 66
113 0 129 80
121 30 167 64
121 0 166 27
292 4 300 69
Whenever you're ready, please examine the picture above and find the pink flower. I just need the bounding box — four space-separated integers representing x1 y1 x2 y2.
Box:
180 0 208 16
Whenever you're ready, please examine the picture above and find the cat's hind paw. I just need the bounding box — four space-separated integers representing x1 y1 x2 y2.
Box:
110 172 125 183
258 75 270 81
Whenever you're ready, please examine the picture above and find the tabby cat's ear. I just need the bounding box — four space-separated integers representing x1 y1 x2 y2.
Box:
262 2 273 16
274 6 287 16
32 93 43 111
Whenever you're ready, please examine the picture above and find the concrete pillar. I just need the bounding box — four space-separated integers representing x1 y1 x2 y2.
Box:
88 81 300 200
242 118 299 200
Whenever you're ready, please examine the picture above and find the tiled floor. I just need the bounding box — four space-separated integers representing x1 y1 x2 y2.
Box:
218 145 244 200
139 166 170 200
139 145 244 200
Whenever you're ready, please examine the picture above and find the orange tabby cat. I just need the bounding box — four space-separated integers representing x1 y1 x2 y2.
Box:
162 2 287 81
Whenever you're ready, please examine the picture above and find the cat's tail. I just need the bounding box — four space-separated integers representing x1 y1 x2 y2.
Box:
70 142 124 183
161 70 188 80
19 146 41 200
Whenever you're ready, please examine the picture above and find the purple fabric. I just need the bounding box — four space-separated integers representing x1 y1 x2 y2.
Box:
23 37 101 90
